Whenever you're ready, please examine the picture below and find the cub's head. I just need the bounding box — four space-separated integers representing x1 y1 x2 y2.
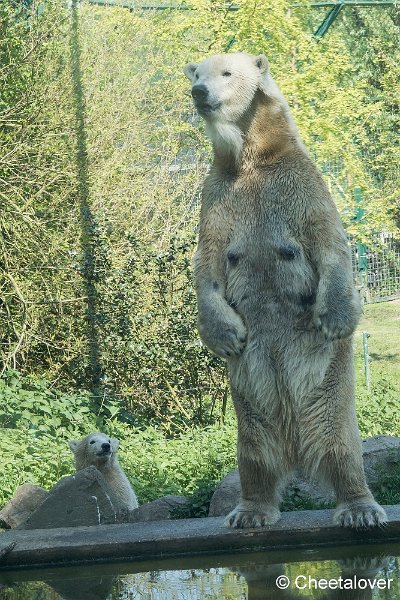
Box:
69 432 119 470
184 52 269 123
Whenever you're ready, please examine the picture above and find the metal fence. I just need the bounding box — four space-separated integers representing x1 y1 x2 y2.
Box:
350 234 400 304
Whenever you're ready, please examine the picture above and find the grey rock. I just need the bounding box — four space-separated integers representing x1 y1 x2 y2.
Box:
18 467 126 529
209 435 400 517
0 484 49 529
362 435 400 488
208 470 240 518
128 495 190 523
285 473 335 506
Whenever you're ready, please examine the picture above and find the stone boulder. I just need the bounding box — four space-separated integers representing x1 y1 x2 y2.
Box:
0 484 49 529
6 469 190 529
362 435 400 488
208 470 241 518
17 467 126 529
209 435 400 517
128 495 190 522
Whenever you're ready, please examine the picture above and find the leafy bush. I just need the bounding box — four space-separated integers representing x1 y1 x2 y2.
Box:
356 375 400 438
0 370 237 508
1 0 398 433
0 370 94 435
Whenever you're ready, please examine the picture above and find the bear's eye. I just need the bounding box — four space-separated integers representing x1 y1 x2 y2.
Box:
223 71 232 77
108 439 111 444
90 440 95 444
195 73 199 80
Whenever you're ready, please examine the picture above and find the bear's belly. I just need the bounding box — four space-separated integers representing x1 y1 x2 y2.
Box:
224 227 333 402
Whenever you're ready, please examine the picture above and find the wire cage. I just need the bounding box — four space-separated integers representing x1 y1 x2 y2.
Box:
350 234 400 304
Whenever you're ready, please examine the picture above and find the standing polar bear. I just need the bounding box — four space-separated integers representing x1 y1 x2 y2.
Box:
184 52 386 529
69 432 139 511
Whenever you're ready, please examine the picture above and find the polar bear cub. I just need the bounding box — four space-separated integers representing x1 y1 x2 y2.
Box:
69 432 139 511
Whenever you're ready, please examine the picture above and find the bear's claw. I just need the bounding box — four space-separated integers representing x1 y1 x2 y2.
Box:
333 501 387 529
224 505 281 529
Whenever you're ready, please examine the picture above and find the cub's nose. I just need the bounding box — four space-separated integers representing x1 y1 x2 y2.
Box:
191 84 208 101
101 443 110 452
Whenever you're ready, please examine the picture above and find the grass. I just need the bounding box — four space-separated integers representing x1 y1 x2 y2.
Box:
354 299 400 439
355 300 400 383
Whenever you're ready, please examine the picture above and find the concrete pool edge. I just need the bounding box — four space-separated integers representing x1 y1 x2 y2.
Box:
0 505 399 570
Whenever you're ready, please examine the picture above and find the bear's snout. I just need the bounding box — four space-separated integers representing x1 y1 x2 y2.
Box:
191 83 208 101
101 442 111 452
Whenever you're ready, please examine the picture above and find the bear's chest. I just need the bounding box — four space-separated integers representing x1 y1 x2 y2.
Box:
218 192 316 311
204 166 305 240
208 180 305 265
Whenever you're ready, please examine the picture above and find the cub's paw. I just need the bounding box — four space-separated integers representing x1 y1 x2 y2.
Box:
224 504 281 529
333 501 387 529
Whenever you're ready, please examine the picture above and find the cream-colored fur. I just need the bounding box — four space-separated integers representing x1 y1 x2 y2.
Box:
184 52 386 529
69 432 138 511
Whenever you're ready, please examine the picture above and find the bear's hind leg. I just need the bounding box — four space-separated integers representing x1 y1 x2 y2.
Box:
225 389 288 529
300 339 387 529
319 447 387 528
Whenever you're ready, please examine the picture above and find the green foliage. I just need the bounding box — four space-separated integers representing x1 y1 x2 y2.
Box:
373 464 400 507
0 370 237 508
0 0 398 514
0 369 94 434
1 0 398 431
91 234 228 430
354 301 400 438
356 376 400 438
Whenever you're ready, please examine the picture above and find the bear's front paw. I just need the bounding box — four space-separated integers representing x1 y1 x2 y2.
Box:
214 323 247 359
199 312 247 359
313 284 361 341
333 500 387 529
224 504 281 528
313 311 357 341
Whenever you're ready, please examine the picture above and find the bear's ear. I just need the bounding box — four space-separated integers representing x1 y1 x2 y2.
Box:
68 440 79 454
184 62 199 82
255 54 269 75
111 438 119 451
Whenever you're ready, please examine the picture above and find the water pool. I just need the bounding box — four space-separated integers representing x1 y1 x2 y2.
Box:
1 543 399 599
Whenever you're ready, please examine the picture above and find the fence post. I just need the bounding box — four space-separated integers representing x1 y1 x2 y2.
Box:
363 331 371 389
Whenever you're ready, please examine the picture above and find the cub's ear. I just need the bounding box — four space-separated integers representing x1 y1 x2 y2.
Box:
68 440 79 454
255 54 269 74
184 62 199 82
111 438 119 451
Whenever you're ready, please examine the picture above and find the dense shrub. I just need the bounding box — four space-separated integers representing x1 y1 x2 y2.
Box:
0 370 237 508
0 0 398 513
1 0 398 432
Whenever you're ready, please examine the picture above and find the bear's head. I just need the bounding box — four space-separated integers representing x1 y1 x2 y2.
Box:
184 52 294 164
184 52 269 124
69 432 119 471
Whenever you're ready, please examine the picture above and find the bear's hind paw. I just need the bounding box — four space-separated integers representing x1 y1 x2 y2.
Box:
224 505 281 529
333 501 387 529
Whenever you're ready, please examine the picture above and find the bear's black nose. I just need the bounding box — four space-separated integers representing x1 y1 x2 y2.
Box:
191 84 208 101
101 443 110 452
